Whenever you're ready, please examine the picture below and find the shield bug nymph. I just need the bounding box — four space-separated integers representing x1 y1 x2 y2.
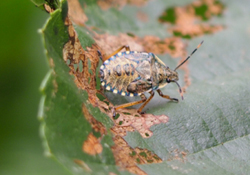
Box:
98 41 203 118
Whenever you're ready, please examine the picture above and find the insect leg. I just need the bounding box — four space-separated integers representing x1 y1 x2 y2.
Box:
137 91 155 113
113 93 147 118
102 45 131 62
97 50 103 61
157 89 178 102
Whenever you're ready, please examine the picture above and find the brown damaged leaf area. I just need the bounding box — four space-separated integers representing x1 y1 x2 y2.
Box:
111 134 162 175
82 101 106 156
44 4 54 13
95 33 186 58
159 0 224 38
83 98 162 175
63 17 113 120
97 0 147 10
67 0 88 25
63 16 165 174
141 36 186 57
82 133 103 155
63 17 101 107
63 18 107 158
114 109 169 138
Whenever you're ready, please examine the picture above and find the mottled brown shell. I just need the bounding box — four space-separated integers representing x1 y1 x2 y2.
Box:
100 51 151 96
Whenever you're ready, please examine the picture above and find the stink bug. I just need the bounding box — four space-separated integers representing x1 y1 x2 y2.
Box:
98 41 203 118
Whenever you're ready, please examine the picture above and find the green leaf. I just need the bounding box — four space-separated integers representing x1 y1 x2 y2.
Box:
40 5 126 175
38 0 250 174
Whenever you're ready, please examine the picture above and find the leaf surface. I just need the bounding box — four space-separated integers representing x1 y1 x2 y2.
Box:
37 0 250 174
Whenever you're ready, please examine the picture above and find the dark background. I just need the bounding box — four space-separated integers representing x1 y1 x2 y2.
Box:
0 1 68 174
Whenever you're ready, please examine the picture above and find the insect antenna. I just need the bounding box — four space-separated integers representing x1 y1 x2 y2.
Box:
174 40 204 71
174 81 184 100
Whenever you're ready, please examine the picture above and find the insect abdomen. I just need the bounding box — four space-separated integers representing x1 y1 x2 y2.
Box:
100 51 144 96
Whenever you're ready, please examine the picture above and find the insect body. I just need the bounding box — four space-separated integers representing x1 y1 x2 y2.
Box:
98 41 203 118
